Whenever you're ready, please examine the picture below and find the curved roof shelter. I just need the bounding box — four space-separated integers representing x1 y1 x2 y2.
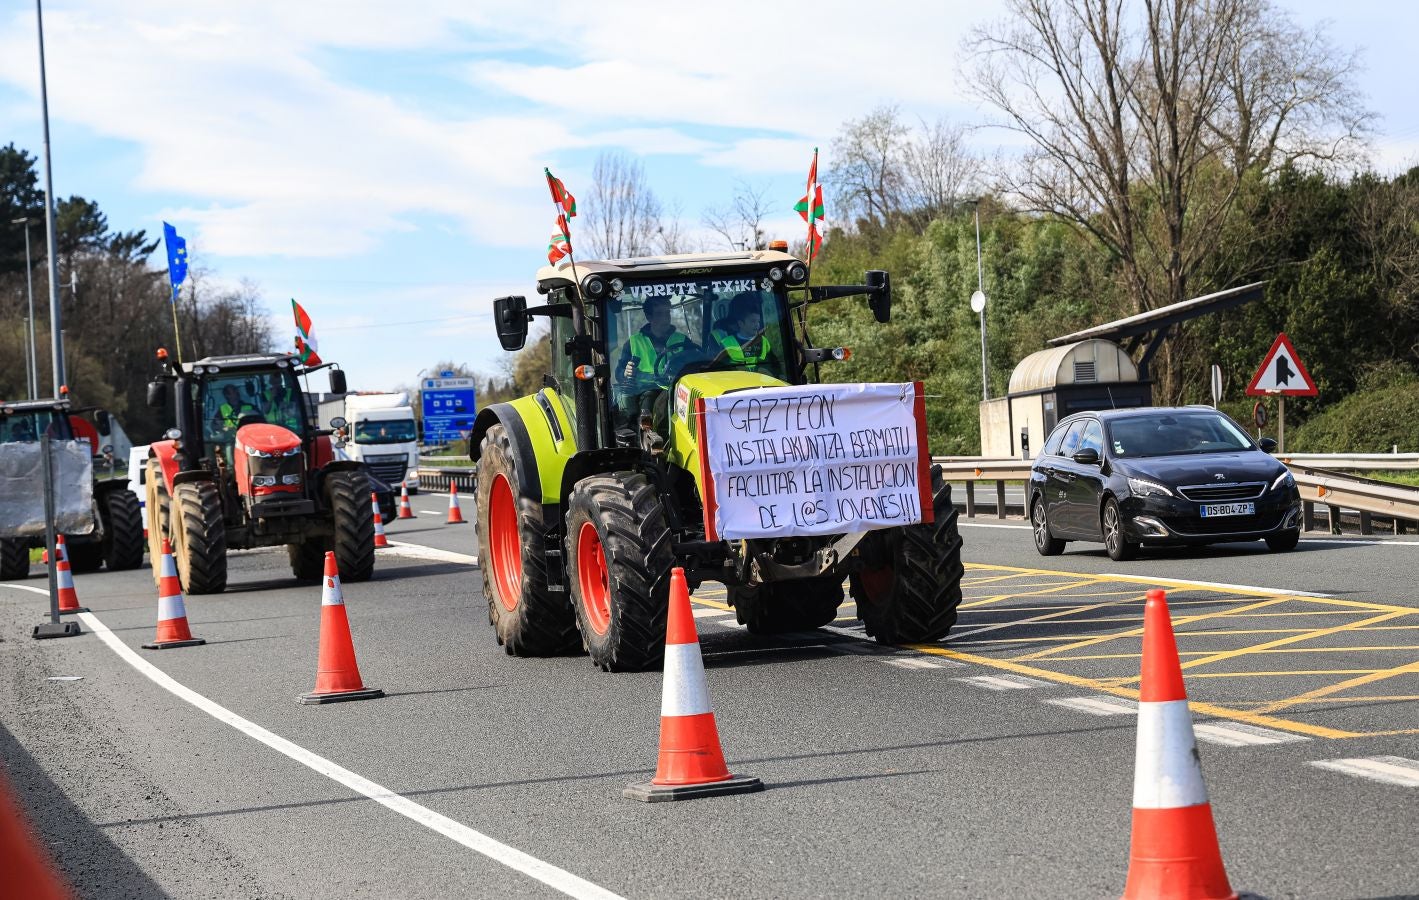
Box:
1008 339 1140 395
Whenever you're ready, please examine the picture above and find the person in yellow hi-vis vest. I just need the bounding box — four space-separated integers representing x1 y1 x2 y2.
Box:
710 294 778 371
614 295 699 441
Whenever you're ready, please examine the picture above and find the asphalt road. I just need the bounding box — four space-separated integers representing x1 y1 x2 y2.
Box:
1 498 1416 899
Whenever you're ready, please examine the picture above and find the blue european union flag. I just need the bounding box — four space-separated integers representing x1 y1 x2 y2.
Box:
163 221 188 303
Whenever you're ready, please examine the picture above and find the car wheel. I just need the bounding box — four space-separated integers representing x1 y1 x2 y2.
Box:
1102 498 1136 562
1031 497 1065 556
1265 530 1300 552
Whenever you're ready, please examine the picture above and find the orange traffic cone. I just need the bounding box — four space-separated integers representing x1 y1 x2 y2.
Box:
397 481 414 519
0 772 70 900
53 535 88 615
142 539 205 649
446 483 466 524
624 567 762 802
1122 589 1236 900
299 552 383 705
371 492 390 548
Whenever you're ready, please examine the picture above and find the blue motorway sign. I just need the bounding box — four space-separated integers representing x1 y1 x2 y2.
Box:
421 377 477 445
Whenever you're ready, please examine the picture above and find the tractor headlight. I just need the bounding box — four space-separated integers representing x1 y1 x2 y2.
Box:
281 473 302 485
251 475 276 487
609 278 624 294
244 445 301 458
768 266 784 282
164 428 181 441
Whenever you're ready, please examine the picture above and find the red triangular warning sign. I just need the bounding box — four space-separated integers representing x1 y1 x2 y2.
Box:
1246 333 1317 397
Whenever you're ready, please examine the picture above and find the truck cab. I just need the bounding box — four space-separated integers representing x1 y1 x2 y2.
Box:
336 392 420 492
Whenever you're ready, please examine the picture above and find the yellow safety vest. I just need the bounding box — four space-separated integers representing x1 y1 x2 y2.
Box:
219 402 257 428
628 330 690 381
711 329 770 367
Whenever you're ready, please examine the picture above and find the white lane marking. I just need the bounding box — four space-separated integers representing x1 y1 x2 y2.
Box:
417 510 444 516
1101 574 1328 598
955 673 1051 690
1310 756 1419 787
826 641 886 656
1192 722 1310 746
74 611 623 900
382 541 478 566
691 608 734 620
1045 695 1139 716
883 657 959 670
1133 700 1210 808
0 583 50 597
958 522 1031 530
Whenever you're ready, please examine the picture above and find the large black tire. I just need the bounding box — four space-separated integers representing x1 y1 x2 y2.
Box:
475 424 580 656
101 489 145 571
1266 530 1300 552
325 469 375 583
288 538 326 581
850 468 964 644
0 539 29 580
171 480 227 594
1102 497 1136 562
1031 495 1066 556
145 459 172 586
731 575 844 634
66 533 105 574
563 472 673 672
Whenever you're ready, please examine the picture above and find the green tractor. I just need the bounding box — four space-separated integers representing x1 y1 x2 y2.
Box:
474 249 963 671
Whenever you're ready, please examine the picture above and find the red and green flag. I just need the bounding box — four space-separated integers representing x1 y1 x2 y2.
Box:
545 168 577 218
547 214 573 265
794 148 825 260
291 299 322 366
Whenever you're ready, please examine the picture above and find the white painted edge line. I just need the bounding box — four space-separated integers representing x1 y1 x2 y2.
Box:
1100 573 1329 598
382 540 478 566
73 610 624 900
1044 696 1138 716
691 608 735 620
955 673 1052 690
0 583 50 597
957 522 1030 530
1192 721 1310 747
883 657 956 670
417 510 444 516
1309 756 1419 787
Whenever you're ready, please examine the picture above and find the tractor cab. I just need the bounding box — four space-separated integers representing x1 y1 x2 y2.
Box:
0 398 73 444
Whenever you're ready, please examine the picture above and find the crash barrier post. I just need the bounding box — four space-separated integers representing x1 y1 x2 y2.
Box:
624 567 762 802
1123 588 1236 900
299 551 383 705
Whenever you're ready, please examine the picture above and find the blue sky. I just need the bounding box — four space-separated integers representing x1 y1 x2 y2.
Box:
2 1 1416 395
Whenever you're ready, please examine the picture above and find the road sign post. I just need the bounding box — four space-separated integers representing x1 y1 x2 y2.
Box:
1246 333 1317 455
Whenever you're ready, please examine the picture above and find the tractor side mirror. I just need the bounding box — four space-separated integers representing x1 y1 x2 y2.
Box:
146 381 168 408
329 368 347 395
865 270 891 323
95 409 111 433
494 295 529 351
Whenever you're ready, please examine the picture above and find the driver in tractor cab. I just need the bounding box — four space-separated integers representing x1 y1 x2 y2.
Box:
216 385 259 431
614 295 699 444
711 294 778 372
261 376 303 432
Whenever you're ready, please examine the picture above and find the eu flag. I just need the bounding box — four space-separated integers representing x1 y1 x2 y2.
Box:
163 221 188 303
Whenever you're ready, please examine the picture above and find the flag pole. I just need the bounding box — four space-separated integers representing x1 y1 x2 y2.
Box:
170 286 184 364
545 168 582 302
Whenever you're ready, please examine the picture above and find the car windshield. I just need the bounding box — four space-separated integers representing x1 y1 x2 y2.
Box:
354 419 417 444
1106 411 1254 458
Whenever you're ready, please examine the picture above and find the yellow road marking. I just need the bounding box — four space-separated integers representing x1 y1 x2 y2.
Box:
1283 695 1419 704
1251 658 1419 714
1174 609 1413 674
692 597 732 612
1046 645 1419 661
1184 670 1385 678
960 584 1133 609
1012 597 1291 662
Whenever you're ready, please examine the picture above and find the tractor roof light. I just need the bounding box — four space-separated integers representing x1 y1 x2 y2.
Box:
785 261 808 285
768 239 789 251
609 277 624 294
768 266 785 282
582 275 608 299
164 427 181 441
156 347 168 361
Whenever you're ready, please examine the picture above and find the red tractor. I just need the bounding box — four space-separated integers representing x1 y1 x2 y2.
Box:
144 351 375 593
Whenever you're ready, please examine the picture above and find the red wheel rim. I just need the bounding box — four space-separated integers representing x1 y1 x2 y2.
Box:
860 566 894 602
576 521 612 635
488 474 522 611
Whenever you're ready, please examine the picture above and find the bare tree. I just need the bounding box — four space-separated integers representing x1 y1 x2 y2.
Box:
582 151 665 259
702 180 774 250
902 118 983 228
965 0 1370 320
828 105 911 229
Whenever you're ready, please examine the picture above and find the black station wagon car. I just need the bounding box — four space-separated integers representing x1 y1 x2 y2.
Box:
1028 407 1302 561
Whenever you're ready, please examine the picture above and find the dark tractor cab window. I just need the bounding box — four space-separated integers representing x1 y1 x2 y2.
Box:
0 409 68 443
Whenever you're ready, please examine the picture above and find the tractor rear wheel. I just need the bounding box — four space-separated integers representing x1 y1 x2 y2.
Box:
145 459 171 585
731 575 844 634
171 480 227 594
288 538 326 581
102 488 145 570
476 424 580 656
850 467 963 644
325 469 375 582
564 472 673 672
0 539 28 580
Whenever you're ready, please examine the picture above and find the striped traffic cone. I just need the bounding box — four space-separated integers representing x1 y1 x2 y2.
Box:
142 539 204 649
397 481 414 519
446 483 466 524
1123 589 1236 900
624 567 762 802
370 492 390 548
299 552 383 705
53 535 88 615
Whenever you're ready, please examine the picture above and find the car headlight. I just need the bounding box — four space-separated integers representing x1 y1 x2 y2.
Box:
251 475 276 487
1127 476 1174 498
1271 471 1295 491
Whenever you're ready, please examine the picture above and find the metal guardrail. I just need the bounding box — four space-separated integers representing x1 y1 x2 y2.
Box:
1276 453 1419 471
1290 466 1419 535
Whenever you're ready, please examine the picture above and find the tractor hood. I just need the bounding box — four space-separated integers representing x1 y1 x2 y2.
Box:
668 370 788 490
235 423 302 457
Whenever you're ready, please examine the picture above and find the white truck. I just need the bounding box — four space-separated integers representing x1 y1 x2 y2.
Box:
324 391 421 493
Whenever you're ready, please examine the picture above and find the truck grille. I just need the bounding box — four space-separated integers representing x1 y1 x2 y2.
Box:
363 454 408 486
1177 482 1265 502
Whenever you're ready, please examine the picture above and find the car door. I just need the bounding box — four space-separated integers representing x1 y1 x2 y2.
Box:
1063 419 1106 538
1043 420 1086 536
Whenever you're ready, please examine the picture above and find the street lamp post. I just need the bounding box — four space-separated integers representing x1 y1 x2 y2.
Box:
11 217 39 399
35 0 66 395
969 201 989 401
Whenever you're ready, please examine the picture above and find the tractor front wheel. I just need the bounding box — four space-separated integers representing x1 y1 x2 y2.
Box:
288 538 326 581
326 469 375 582
0 539 29 580
564 472 673 672
476 424 580 656
102 488 145 571
171 480 227 594
731 576 844 634
850 467 964 644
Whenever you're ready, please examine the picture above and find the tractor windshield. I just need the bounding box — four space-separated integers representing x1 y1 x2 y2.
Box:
607 275 789 427
198 370 306 447
0 408 66 443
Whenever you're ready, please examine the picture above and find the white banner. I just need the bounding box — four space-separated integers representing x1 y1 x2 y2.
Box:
700 382 931 540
